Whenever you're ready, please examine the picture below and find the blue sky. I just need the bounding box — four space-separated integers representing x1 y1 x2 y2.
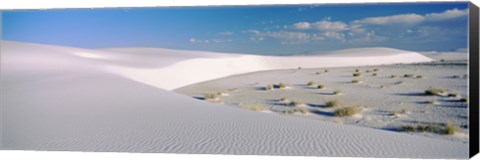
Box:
1 2 469 55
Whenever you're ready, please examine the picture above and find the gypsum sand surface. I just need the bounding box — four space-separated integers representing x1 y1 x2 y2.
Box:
175 59 469 144
0 41 469 158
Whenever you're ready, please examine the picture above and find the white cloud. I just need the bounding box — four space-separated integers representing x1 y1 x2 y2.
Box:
351 8 468 26
218 31 234 36
225 8 467 45
323 31 345 42
189 38 203 44
312 20 348 31
353 14 425 25
243 29 261 35
190 38 232 44
425 8 468 21
293 22 311 30
245 30 325 44
293 20 348 31
347 31 387 44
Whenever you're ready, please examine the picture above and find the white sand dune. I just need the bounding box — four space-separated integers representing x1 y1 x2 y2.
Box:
98 46 432 90
0 41 467 158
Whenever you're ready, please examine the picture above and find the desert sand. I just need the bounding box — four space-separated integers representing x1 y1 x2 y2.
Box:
0 41 469 158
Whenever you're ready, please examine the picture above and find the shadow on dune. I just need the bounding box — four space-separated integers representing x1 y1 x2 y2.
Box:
310 110 334 117
317 92 336 96
306 103 324 108
393 92 430 97
193 96 206 100
265 99 295 107
382 127 402 132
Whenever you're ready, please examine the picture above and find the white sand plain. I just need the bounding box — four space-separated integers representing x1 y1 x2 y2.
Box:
0 41 469 158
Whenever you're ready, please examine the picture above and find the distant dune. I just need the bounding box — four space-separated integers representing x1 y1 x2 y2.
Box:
2 41 466 158
101 45 432 90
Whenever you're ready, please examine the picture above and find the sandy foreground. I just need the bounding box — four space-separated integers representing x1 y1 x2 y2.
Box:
0 41 469 158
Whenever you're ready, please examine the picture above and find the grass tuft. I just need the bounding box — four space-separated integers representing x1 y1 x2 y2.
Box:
445 123 460 135
288 100 304 107
400 123 460 135
459 97 468 103
240 104 268 112
325 100 340 108
447 93 459 97
281 108 309 115
425 88 446 96
204 93 219 100
280 97 290 102
307 81 316 86
333 89 342 95
278 83 288 89
351 79 361 83
404 74 414 78
265 85 274 90
452 75 461 78
334 106 359 117
425 99 437 104
317 84 325 89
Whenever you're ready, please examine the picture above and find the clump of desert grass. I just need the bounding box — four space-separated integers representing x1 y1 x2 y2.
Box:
265 83 289 90
279 97 291 103
451 75 461 78
297 67 302 69
447 92 459 97
265 85 274 91
274 83 288 89
315 72 321 75
404 74 414 78
204 93 219 100
445 122 461 135
288 100 305 107
463 74 469 78
333 89 342 95
203 93 223 103
416 75 424 79
317 84 325 89
425 99 437 104
373 68 379 72
353 72 362 77
351 79 361 84
240 104 268 112
400 122 460 135
355 69 361 72
307 81 316 86
281 108 309 115
392 107 411 116
390 75 397 78
324 69 329 72
334 106 360 117
372 73 377 76
216 90 229 96
399 124 442 134
325 100 340 108
425 87 446 96
459 97 468 103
